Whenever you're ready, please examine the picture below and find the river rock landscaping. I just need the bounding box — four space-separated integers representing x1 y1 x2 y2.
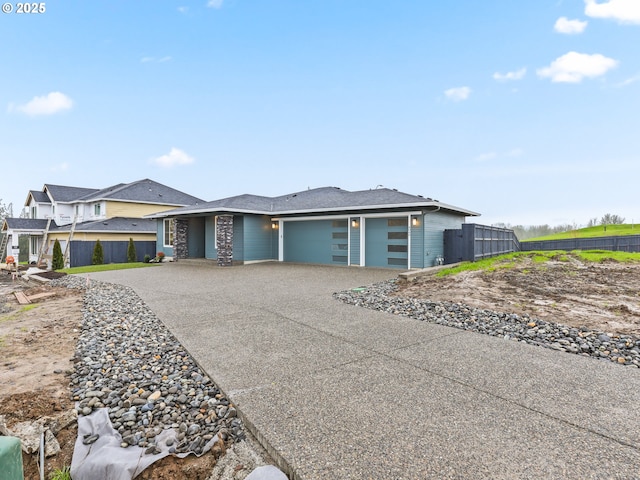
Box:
334 278 640 367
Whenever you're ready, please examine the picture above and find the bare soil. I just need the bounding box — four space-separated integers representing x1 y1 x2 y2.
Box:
396 254 640 337
0 272 240 480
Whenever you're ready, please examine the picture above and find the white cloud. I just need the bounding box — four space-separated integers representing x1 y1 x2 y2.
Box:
554 16 588 34
207 0 223 8
8 92 73 116
141 56 172 63
537 51 618 83
150 148 195 168
474 148 524 162
177 6 189 13
50 162 70 172
444 86 471 102
493 68 527 82
585 0 640 24
615 73 640 87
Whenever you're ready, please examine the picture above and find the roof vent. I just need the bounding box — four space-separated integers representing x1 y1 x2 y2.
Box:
132 223 137 226
103 222 108 225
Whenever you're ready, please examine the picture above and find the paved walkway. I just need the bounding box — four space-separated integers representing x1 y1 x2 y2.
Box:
89 262 640 479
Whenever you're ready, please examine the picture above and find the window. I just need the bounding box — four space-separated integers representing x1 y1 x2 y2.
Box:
94 204 101 216
388 218 406 227
388 245 408 253
30 236 38 255
52 205 55 216
164 219 174 247
388 232 408 240
31 206 37 219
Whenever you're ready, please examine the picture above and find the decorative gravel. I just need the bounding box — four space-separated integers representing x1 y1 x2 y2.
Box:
334 279 640 368
53 275 245 455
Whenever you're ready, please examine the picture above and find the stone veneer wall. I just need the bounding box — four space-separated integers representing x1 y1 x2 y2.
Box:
174 218 188 260
216 215 233 266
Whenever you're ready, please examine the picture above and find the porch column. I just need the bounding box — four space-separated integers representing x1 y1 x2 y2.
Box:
174 219 188 260
216 215 233 266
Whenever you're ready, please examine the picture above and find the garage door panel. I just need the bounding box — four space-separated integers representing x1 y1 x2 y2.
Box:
284 220 348 265
365 217 408 268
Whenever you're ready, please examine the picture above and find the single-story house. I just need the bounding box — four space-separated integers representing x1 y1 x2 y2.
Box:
149 186 479 269
1 178 203 267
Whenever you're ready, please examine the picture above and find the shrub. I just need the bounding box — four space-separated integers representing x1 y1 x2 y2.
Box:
92 239 104 265
52 239 64 270
144 254 151 263
157 251 165 263
127 238 137 262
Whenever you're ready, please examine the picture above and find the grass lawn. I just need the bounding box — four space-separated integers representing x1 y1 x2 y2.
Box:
437 250 640 277
61 262 160 275
524 224 639 242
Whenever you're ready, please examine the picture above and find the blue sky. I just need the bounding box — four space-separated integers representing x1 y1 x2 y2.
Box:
1 0 639 226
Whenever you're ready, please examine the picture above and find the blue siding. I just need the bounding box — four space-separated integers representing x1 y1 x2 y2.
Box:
156 220 173 257
187 217 206 258
410 218 424 269
205 216 217 259
243 215 275 261
423 212 465 267
233 216 244 261
350 217 361 265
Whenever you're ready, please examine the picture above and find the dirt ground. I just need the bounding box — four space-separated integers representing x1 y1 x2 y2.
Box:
396 253 640 337
0 271 246 480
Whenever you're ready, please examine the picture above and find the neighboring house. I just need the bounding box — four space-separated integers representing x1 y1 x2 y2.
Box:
1 179 203 267
149 186 479 269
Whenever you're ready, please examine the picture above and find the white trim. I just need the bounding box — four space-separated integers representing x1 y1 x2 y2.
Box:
278 219 284 261
347 216 352 266
273 211 422 222
360 217 366 266
407 216 412 270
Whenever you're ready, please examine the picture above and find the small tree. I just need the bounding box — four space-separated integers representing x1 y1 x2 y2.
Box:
92 239 104 265
127 238 137 262
52 239 64 270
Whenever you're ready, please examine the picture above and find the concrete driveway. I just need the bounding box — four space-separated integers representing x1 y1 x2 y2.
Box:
88 262 640 479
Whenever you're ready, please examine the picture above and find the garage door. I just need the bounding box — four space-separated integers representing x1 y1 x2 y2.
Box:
365 217 408 268
283 219 348 265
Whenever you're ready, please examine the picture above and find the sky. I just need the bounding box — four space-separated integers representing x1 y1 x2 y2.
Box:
1 0 639 226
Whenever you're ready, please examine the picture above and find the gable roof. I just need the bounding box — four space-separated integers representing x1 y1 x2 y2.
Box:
2 218 53 232
77 179 204 206
50 217 156 233
148 186 479 218
43 184 100 203
29 179 203 206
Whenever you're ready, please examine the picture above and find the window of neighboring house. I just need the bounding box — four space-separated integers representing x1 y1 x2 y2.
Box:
31 206 37 219
94 204 101 216
52 205 55 217
30 236 38 255
163 219 174 247
75 205 79 217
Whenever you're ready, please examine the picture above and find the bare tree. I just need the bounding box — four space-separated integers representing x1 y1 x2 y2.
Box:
600 213 625 226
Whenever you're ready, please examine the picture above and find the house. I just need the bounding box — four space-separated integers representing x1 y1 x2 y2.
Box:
148 186 479 269
1 179 203 267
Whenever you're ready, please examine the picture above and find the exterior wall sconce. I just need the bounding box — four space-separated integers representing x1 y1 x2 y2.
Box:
272 222 279 230
412 216 419 227
351 219 359 228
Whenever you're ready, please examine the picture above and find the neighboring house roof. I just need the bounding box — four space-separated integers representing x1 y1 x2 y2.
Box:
77 179 204 206
148 186 480 218
43 184 100 204
2 218 54 232
28 190 51 204
51 217 156 233
29 179 203 207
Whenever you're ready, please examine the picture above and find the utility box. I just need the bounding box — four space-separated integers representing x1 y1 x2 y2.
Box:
0 436 24 480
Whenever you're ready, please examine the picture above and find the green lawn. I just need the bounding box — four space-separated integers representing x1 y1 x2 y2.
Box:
437 250 640 277
61 262 159 275
523 224 639 242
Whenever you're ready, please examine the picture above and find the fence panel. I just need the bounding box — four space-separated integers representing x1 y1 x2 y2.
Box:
521 235 640 253
443 224 520 264
70 241 157 267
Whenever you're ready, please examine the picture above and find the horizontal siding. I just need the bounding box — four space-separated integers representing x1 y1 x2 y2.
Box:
244 215 275 261
105 201 181 218
47 232 155 242
205 216 217 259
233 216 244 261
424 212 465 267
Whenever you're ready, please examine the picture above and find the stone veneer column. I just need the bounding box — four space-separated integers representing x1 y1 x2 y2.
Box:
216 215 233 266
174 218 189 260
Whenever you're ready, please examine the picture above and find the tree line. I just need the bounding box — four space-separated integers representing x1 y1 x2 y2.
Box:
494 213 628 240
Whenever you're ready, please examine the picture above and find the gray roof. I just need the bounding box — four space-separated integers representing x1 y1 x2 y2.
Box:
78 179 204 206
38 179 203 206
51 217 156 233
148 187 479 218
28 190 51 204
2 218 53 232
44 184 99 203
